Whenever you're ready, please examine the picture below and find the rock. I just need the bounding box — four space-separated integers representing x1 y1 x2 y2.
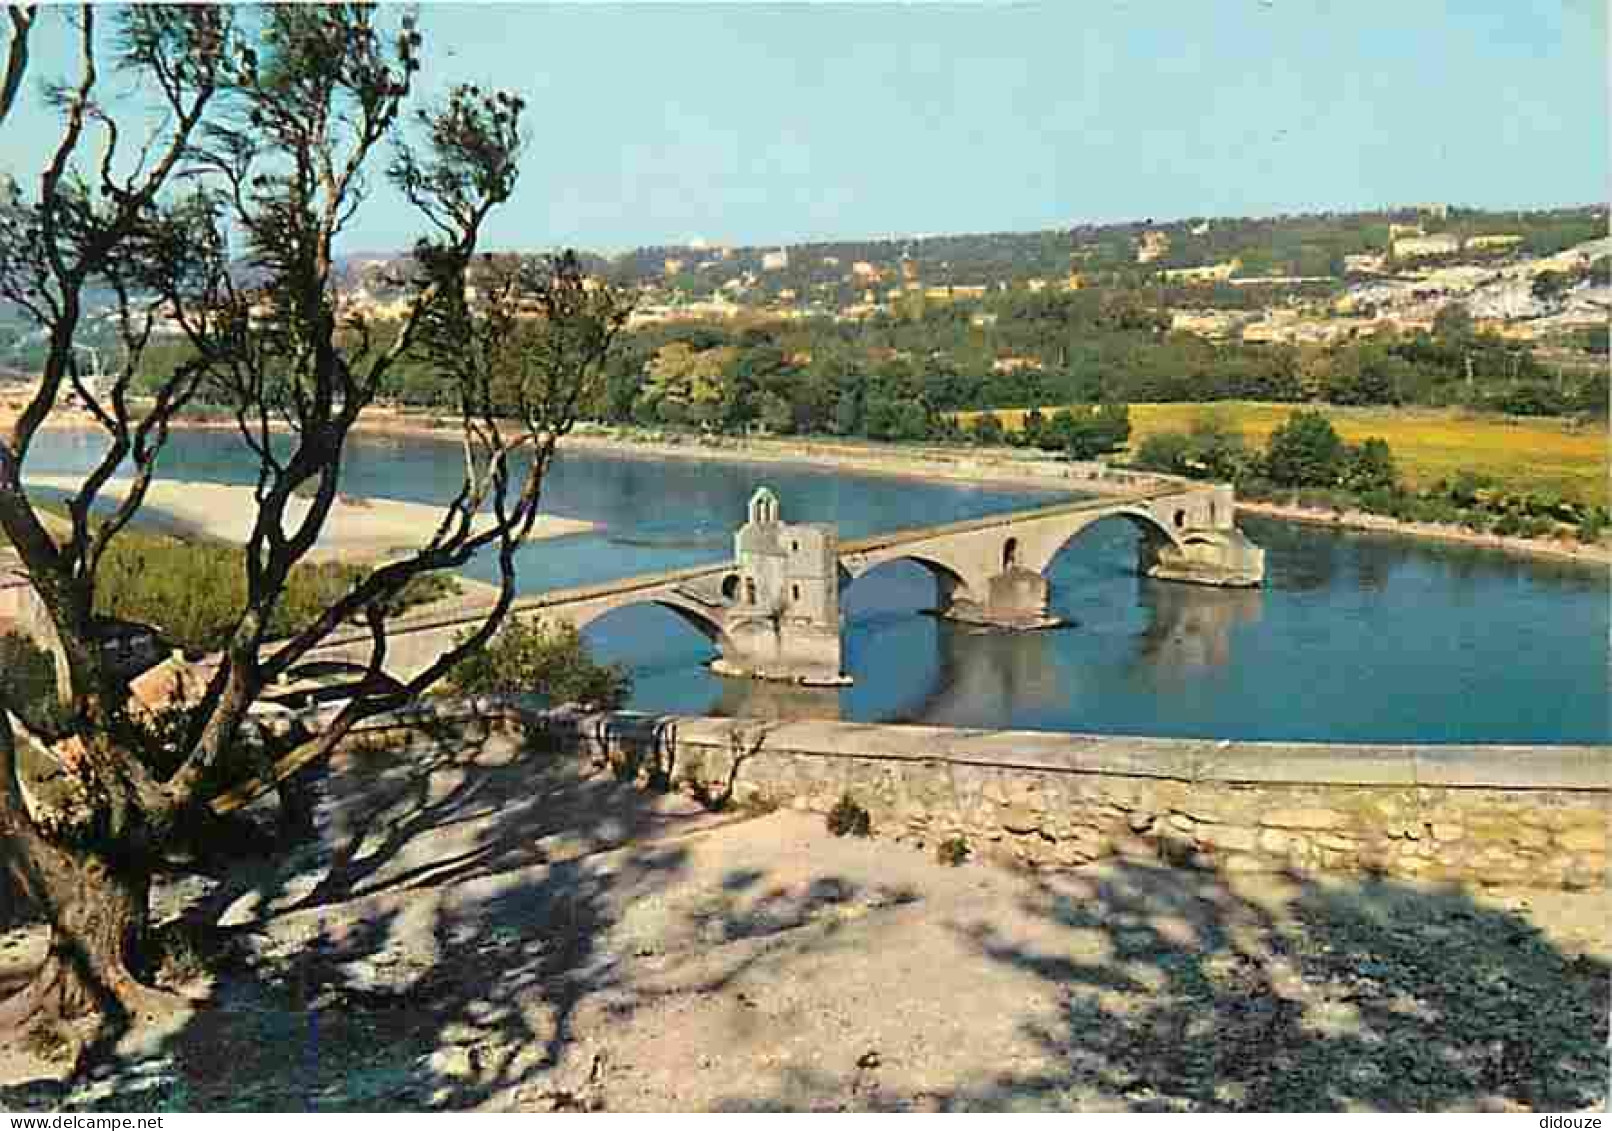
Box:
1112 833 1157 860
1429 822 1464 843
999 804 1041 834
1198 824 1257 853
1127 810 1156 834
1259 828 1294 853
1261 808 1345 831
1316 833 1360 851
1221 854 1268 873
1557 826 1607 854
1512 826 1551 849
1055 841 1098 866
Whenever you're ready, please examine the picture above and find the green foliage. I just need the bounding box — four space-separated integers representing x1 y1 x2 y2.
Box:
92 532 457 653
1491 511 1525 538
1342 437 1398 493
1577 509 1607 545
1432 302 1474 344
1132 413 1248 481
970 411 1005 445
1183 413 1247 479
0 632 69 737
1323 344 1407 406
1135 430 1193 474
936 834 971 866
1531 270 1571 302
1034 402 1131 459
1264 409 1346 488
1019 406 1047 448
826 792 871 838
447 617 631 708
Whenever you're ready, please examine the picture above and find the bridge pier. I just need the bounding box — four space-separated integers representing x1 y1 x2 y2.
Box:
1141 527 1266 588
941 567 1060 630
711 488 851 685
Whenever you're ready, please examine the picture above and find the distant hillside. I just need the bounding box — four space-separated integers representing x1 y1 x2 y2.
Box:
596 204 1605 290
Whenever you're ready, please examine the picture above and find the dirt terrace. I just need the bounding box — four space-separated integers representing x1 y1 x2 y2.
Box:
1 724 1606 1112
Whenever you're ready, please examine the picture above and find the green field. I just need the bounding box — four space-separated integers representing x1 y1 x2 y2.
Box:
958 402 1610 506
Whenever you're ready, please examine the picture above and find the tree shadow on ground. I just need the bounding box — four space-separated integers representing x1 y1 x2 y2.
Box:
720 860 1608 1113
2 734 1607 1113
0 719 743 1111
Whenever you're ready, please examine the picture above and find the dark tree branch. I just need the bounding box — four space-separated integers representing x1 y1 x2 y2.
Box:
0 5 34 129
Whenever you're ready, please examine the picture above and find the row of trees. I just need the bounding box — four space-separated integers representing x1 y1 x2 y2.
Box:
1135 410 1396 493
321 284 1606 435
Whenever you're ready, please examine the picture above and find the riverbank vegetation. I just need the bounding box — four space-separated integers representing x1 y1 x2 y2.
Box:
448 619 631 710
93 529 460 654
962 401 1609 508
1128 407 1609 543
128 268 1606 445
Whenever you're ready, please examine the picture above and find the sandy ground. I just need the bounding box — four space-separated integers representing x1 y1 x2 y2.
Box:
20 476 596 563
1 726 1606 1113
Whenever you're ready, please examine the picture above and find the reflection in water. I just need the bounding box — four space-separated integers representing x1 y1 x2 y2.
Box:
1135 582 1264 673
893 619 1079 725
690 513 1609 742
714 677 843 722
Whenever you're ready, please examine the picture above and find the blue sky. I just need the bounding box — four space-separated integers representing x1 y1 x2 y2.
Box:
4 2 1605 253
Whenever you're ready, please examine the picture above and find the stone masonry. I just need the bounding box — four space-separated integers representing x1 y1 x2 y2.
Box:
539 711 1609 891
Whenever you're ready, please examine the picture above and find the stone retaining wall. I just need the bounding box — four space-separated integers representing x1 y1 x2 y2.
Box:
529 710 1609 890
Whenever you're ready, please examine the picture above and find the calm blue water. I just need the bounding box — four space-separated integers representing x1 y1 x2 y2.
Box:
27 428 1610 744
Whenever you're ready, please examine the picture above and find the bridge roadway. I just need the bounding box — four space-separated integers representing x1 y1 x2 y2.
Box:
294 481 1264 685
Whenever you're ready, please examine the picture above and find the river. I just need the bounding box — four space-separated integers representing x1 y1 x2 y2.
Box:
26 426 1610 744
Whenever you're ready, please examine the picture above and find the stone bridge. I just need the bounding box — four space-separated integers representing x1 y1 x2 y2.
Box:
301 481 1263 687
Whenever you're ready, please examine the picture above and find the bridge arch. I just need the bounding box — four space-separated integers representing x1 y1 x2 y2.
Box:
838 551 982 608
1012 507 1182 577
565 595 728 645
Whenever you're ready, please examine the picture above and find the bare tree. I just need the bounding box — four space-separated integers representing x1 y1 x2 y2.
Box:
0 4 627 1035
0 5 34 129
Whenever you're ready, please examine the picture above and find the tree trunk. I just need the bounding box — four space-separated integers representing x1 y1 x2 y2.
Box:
0 831 169 1032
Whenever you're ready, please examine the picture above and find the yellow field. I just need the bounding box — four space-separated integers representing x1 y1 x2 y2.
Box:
957 402 1610 506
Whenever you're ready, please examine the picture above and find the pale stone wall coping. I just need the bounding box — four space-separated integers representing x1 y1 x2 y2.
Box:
336 699 1609 794
547 711 1610 794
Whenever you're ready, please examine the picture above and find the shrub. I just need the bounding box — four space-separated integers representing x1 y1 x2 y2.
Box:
970 412 1006 446
936 835 971 867
1357 487 1403 517
448 617 631 708
1134 430 1192 475
1182 413 1248 480
826 792 872 838
91 530 456 652
1264 409 1346 488
1578 509 1607 545
0 632 69 737
1444 469 1495 508
1342 437 1397 493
